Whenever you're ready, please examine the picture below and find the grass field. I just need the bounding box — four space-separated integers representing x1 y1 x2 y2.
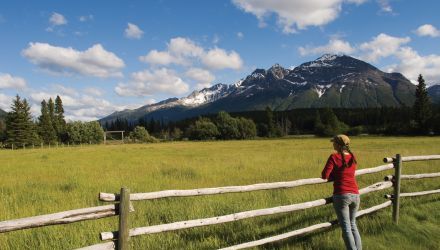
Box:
0 136 439 250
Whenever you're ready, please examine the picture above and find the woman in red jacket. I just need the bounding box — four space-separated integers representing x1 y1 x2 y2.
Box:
321 134 362 250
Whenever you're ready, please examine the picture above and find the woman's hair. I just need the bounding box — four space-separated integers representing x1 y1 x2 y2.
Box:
338 145 356 168
334 137 357 168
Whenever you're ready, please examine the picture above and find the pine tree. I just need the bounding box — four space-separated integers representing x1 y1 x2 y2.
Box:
413 74 432 133
38 99 57 144
55 95 67 141
6 95 39 147
48 98 56 133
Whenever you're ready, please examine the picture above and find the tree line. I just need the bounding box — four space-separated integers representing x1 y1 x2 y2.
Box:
105 74 438 140
0 95 104 148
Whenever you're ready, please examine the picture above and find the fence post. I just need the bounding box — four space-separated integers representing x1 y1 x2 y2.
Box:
392 154 402 224
118 187 130 250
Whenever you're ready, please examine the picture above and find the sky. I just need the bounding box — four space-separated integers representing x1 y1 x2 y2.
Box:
0 0 439 121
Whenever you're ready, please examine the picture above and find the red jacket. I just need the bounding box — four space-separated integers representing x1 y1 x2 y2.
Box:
321 152 359 195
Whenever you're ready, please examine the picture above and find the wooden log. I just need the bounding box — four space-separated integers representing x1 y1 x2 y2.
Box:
99 164 394 202
219 201 392 250
385 189 440 199
385 172 440 181
383 155 440 163
118 187 130 250
0 205 116 233
0 204 134 233
100 181 392 241
75 241 115 250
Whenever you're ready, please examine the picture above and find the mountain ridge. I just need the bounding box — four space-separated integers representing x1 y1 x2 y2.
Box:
101 54 436 123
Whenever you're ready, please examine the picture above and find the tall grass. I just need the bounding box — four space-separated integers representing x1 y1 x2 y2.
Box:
0 136 439 249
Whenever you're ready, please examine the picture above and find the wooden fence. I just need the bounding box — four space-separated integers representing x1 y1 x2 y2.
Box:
0 154 439 249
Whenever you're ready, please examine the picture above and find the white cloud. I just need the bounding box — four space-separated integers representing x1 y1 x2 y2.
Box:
232 0 366 34
386 47 440 84
298 38 355 56
377 0 393 13
168 37 204 57
49 12 67 26
22 42 125 78
359 33 410 62
125 23 144 39
139 50 182 65
139 37 243 70
201 48 243 70
0 73 27 90
186 68 215 89
415 24 440 37
237 32 244 39
28 89 123 121
115 68 189 97
79 15 93 22
0 93 13 111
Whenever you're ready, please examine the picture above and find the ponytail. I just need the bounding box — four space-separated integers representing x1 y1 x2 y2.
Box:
338 145 356 168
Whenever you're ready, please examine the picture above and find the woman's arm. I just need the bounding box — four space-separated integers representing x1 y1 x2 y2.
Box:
321 155 335 180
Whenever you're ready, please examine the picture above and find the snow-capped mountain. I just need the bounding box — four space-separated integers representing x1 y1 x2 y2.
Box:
101 54 422 123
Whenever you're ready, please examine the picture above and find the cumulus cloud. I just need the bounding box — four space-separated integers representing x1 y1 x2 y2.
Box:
232 0 366 34
0 73 27 90
237 32 244 39
201 48 243 70
49 12 67 26
139 37 243 70
0 93 13 111
139 50 182 65
415 24 440 37
27 89 125 121
186 68 215 89
125 23 144 39
386 47 440 84
115 68 189 97
22 42 125 78
298 38 355 56
359 33 411 62
168 37 204 57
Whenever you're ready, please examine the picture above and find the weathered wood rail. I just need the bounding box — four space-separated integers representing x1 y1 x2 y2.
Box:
0 154 438 250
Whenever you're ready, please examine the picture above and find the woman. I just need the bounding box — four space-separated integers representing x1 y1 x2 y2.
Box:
321 134 362 250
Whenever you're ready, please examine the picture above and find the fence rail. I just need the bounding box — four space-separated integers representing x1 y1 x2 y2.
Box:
219 200 393 250
99 163 395 202
0 154 438 250
100 181 392 240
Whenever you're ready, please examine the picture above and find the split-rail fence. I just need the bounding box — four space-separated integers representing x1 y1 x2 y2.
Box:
0 154 439 250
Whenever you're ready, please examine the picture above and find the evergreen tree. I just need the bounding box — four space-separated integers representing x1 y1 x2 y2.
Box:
413 74 432 133
5 95 39 147
38 99 57 144
55 95 67 141
48 98 56 133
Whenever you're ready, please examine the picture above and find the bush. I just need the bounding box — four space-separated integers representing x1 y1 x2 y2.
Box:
130 126 156 143
187 117 219 140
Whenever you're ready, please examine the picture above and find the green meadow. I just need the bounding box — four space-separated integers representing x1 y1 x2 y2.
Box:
0 137 439 249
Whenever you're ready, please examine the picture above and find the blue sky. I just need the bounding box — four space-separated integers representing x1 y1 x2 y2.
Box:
0 0 439 120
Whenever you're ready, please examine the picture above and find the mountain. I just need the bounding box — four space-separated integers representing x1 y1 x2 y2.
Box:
101 54 419 124
428 84 440 104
